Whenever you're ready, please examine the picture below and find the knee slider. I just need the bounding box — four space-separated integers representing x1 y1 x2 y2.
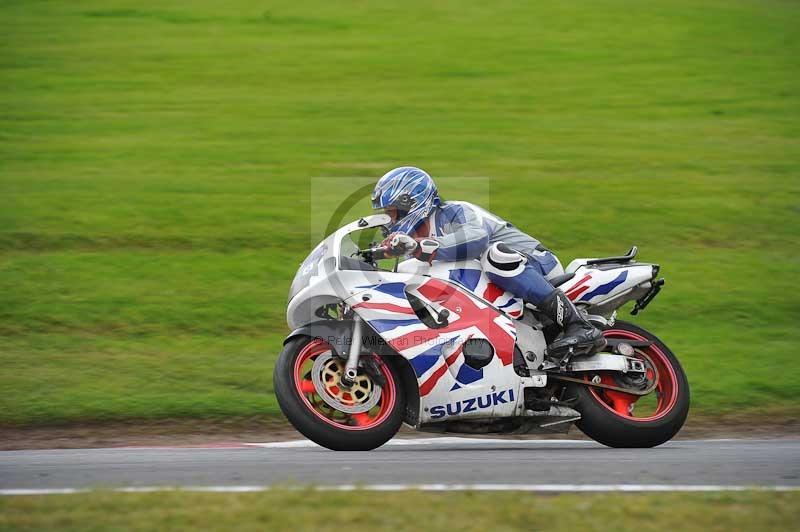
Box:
481 242 526 277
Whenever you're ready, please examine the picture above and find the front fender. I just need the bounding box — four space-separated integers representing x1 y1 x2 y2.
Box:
284 318 396 359
284 320 355 358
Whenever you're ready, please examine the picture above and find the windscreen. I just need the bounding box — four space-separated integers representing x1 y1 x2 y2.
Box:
287 240 329 302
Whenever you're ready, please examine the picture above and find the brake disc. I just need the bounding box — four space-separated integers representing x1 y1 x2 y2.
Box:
310 352 382 414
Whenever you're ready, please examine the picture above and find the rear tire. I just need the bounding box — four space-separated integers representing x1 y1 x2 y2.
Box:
274 336 406 451
565 321 690 448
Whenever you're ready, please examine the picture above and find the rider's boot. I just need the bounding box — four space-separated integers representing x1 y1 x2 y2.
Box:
539 289 606 363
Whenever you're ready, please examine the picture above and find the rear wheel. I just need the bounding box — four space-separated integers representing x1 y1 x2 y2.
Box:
565 321 690 448
274 336 406 451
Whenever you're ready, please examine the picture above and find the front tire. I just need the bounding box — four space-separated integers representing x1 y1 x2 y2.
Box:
274 336 406 451
565 321 690 448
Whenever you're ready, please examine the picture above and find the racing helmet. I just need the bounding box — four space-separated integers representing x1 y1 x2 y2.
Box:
371 166 440 234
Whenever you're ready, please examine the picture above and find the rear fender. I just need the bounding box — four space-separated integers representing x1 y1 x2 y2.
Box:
561 264 657 316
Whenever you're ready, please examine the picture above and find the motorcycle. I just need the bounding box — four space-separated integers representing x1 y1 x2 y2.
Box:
274 213 689 450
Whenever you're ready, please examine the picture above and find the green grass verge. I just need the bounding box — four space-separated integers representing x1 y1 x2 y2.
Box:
1 0 799 425
1 490 798 531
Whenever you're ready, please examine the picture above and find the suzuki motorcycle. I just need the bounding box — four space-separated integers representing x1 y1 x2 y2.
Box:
274 214 689 450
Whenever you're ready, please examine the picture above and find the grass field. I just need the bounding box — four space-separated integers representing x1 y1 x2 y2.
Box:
1 0 799 426
1 490 798 531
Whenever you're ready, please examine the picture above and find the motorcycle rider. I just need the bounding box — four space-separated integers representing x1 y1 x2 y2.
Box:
371 166 605 359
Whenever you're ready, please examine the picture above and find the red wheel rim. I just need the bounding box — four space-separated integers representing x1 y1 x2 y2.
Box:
293 339 396 431
586 329 679 422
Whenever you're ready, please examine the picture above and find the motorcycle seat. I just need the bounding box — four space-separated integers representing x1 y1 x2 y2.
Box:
585 246 638 266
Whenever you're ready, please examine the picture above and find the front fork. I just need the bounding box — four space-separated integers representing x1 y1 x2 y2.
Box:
341 315 363 386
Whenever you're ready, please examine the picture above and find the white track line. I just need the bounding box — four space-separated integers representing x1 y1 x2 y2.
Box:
246 437 597 448
2 484 798 496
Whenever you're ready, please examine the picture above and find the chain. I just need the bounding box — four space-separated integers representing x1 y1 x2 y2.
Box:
547 369 659 397
545 349 660 397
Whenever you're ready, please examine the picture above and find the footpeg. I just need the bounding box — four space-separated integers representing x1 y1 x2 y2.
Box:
559 347 574 369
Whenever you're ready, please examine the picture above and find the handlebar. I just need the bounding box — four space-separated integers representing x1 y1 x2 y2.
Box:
358 245 390 262
358 237 439 264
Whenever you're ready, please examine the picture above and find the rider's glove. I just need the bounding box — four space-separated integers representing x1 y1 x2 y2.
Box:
413 238 439 263
382 233 439 263
382 233 418 257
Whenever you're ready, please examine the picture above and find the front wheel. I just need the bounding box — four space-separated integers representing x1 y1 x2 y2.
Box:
274 336 406 451
564 320 690 448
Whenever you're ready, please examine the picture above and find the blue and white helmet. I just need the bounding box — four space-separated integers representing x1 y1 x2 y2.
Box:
371 166 440 234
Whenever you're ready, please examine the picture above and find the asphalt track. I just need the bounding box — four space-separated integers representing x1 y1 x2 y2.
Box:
1 438 799 493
